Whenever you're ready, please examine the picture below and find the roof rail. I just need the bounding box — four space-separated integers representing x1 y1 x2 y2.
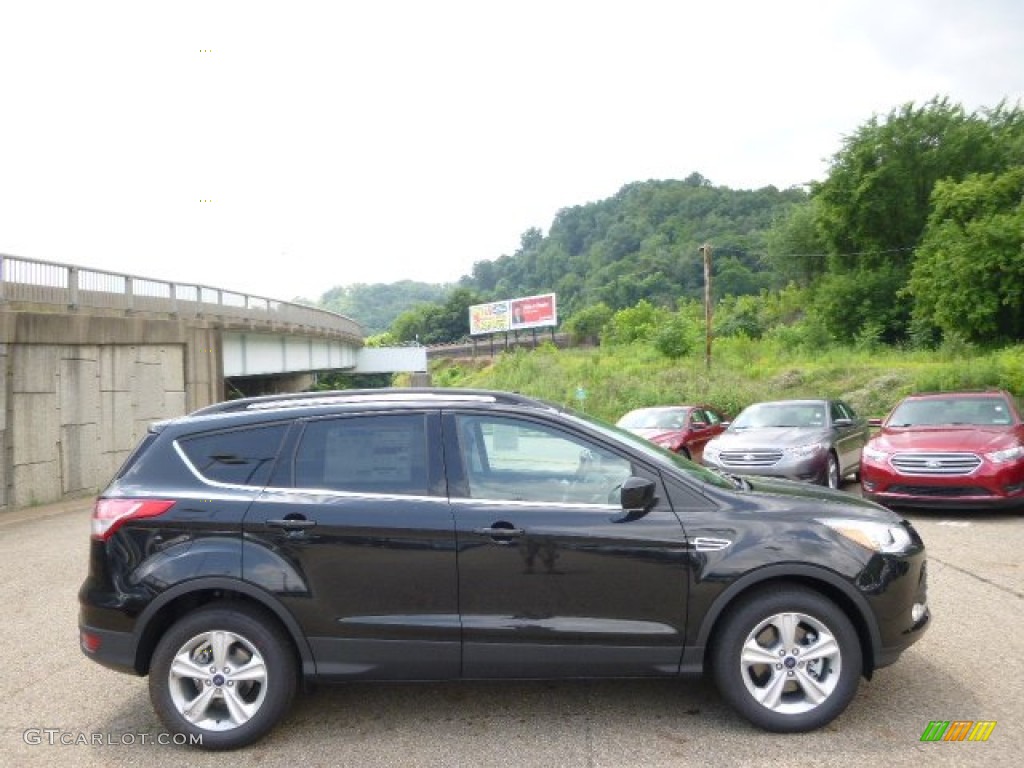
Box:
189 388 546 416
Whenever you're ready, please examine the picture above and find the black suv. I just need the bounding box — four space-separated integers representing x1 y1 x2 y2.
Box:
79 389 929 749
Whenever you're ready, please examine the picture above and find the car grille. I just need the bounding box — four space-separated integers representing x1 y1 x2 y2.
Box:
719 450 783 467
887 484 991 498
890 452 981 476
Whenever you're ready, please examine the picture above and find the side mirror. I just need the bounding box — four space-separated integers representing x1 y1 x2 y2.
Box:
619 476 657 514
833 418 853 428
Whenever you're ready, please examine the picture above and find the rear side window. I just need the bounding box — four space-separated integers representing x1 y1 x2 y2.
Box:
178 424 288 487
294 414 429 496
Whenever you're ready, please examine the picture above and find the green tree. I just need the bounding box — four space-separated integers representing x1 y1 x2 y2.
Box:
654 314 695 359
390 287 482 345
764 200 827 285
908 168 1024 343
319 281 449 334
563 302 613 345
602 300 671 345
810 97 1023 340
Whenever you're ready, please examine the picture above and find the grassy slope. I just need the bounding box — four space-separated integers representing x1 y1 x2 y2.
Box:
425 339 1024 423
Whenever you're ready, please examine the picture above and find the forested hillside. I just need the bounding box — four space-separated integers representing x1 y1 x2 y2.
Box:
318 281 450 334
319 97 1024 349
456 173 805 314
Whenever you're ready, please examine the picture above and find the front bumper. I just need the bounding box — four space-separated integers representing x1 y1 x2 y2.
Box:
864 550 930 669
861 458 1024 510
703 451 830 484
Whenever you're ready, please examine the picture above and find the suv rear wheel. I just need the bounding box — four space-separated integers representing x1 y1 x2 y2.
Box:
149 604 296 750
712 587 862 732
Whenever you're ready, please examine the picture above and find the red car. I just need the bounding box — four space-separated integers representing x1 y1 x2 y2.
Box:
861 390 1024 509
615 405 726 461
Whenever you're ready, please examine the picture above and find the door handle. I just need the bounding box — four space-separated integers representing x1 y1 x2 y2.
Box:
267 518 317 530
473 526 524 538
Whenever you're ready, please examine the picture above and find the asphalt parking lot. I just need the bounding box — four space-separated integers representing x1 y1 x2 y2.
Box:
0 492 1021 767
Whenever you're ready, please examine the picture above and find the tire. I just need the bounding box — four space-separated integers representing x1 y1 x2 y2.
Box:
711 586 862 733
824 452 840 489
149 604 297 750
678 447 692 461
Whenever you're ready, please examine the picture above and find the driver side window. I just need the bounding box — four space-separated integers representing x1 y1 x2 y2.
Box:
456 415 632 505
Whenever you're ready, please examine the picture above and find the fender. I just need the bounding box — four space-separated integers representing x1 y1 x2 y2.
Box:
681 562 883 674
133 575 317 677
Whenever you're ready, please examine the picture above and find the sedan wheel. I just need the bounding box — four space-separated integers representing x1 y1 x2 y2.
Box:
712 587 861 732
826 453 840 489
149 605 296 750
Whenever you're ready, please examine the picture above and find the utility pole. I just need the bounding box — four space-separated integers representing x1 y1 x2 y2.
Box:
700 243 713 372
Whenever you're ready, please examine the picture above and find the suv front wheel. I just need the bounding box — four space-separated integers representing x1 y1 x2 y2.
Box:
712 587 862 732
149 604 297 750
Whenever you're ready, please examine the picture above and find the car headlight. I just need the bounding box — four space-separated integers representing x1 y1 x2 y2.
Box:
819 518 913 553
986 445 1024 463
703 443 721 461
862 445 889 462
783 442 826 459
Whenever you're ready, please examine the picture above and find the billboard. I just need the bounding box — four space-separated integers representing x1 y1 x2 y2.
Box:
469 293 557 336
469 300 510 335
510 293 557 330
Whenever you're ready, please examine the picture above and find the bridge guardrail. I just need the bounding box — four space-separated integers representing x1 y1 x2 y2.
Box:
0 253 363 340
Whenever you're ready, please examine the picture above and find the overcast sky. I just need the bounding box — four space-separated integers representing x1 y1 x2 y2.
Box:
1 0 1021 303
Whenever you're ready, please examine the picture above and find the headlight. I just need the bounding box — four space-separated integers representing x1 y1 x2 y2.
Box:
986 445 1024 463
862 445 889 462
820 518 913 553
784 442 826 459
703 443 721 461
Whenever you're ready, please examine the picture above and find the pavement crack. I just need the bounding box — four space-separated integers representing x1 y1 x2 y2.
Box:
930 556 1024 600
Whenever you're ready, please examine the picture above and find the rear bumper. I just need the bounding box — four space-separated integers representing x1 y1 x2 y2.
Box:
78 621 141 675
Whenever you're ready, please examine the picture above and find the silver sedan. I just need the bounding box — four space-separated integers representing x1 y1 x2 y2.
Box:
702 399 869 488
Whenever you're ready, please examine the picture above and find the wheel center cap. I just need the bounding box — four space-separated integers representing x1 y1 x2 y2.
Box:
784 657 797 669
212 673 226 686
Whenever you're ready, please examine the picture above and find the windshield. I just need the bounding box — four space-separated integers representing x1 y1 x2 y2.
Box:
617 408 688 430
888 396 1013 427
566 410 734 490
731 402 826 429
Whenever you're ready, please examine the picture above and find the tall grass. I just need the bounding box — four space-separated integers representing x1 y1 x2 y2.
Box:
428 339 1024 423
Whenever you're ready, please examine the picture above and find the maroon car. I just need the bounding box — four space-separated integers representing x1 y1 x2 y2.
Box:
615 405 726 461
861 390 1024 509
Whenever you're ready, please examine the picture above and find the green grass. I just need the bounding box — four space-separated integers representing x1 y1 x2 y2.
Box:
423 339 1024 423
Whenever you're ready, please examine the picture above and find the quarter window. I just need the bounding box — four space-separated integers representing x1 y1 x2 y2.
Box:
295 414 428 496
456 415 632 504
178 424 288 486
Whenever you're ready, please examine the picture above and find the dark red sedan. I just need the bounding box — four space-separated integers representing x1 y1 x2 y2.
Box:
861 390 1024 509
615 405 726 461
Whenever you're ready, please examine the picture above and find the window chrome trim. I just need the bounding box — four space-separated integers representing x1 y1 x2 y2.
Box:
448 495 620 510
173 441 265 492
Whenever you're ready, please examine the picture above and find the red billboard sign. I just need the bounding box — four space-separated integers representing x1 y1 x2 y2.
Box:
510 293 557 330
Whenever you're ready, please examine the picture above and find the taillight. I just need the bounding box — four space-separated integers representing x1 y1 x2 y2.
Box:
91 498 176 540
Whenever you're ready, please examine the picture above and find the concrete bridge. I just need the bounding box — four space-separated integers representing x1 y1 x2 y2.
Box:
0 253 425 509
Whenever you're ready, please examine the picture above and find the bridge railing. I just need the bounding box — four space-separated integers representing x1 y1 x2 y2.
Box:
0 253 363 339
